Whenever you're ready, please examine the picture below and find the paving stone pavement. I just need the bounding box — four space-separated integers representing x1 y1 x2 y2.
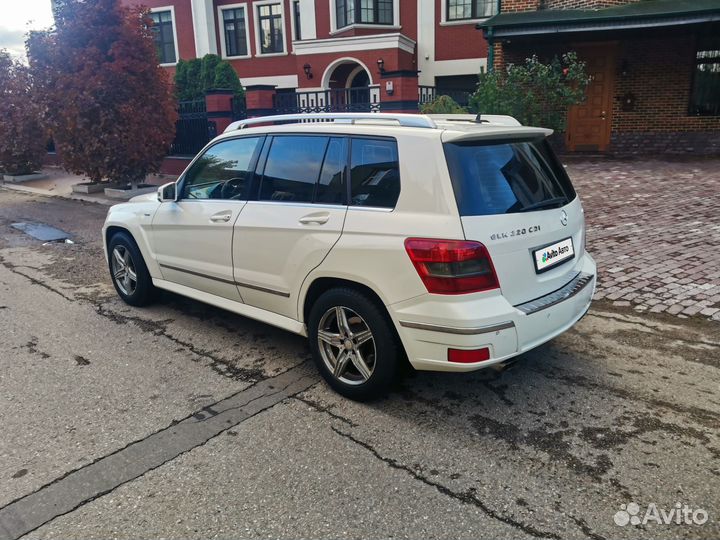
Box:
567 158 720 320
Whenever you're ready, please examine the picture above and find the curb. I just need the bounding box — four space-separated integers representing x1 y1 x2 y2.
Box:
0 182 116 206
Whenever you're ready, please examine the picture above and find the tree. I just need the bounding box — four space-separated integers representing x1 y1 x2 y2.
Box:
27 0 177 187
0 51 46 175
174 54 243 101
420 95 468 114
469 52 591 131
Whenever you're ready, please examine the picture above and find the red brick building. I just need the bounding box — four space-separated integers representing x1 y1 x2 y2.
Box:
124 0 498 112
479 0 720 155
123 0 720 156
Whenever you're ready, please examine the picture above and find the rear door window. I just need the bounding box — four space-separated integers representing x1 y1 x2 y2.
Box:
316 137 347 205
349 138 400 208
443 139 576 216
260 136 329 203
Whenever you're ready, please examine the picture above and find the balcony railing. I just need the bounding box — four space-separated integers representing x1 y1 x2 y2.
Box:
274 87 381 114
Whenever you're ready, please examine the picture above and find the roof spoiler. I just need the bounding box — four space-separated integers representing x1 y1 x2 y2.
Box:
426 113 522 126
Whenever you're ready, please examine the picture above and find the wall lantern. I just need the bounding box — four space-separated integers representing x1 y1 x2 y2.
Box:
377 58 385 74
303 63 313 80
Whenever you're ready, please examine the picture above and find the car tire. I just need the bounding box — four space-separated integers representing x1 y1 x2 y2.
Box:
107 231 157 307
308 287 399 401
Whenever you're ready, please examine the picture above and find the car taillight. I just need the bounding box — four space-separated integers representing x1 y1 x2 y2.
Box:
404 238 499 295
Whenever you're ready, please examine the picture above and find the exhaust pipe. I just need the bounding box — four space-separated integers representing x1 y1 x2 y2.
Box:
489 357 521 373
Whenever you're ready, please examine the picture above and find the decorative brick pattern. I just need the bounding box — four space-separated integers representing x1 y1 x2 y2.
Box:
610 131 720 157
501 0 639 12
500 0 540 13
568 159 720 320
540 0 641 9
612 36 720 135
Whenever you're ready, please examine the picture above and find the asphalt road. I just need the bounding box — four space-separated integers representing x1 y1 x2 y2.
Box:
0 188 718 540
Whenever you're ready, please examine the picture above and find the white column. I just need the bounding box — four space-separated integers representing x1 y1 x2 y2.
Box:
191 0 218 57
298 0 317 40
417 0 436 86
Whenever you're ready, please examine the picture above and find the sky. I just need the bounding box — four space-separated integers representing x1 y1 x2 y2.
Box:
0 0 54 58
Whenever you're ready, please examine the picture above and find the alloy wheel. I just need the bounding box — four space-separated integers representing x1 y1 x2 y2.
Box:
317 306 376 385
111 245 138 296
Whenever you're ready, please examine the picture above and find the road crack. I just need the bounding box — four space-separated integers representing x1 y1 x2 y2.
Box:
330 426 561 539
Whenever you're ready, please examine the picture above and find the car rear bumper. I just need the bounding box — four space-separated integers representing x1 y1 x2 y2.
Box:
389 252 596 372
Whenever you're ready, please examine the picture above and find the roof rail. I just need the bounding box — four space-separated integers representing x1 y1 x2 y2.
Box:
224 112 438 133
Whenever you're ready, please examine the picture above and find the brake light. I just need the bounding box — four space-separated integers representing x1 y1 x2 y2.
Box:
404 238 499 294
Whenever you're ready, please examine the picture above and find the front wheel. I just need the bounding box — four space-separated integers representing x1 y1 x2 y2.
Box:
108 232 156 307
308 288 399 401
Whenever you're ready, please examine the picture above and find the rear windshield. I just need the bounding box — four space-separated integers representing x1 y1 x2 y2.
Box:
443 139 576 216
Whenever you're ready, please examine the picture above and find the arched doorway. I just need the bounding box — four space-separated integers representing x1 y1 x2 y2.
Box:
322 59 374 112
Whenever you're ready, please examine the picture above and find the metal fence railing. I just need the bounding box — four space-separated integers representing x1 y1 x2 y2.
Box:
170 99 215 156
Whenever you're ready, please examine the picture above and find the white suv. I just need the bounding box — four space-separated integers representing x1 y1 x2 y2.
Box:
103 113 596 400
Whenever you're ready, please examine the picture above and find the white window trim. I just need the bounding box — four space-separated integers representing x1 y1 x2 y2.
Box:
329 0 400 34
150 6 180 67
295 33 415 56
440 0 496 25
217 3 252 59
254 0 288 57
289 0 299 45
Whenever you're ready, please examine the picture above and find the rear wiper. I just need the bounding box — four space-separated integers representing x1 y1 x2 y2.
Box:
519 197 567 213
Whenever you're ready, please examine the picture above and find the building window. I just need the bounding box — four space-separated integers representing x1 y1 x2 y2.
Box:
446 0 496 21
257 3 284 54
222 7 249 57
292 0 301 40
690 36 720 116
150 10 176 64
336 0 394 29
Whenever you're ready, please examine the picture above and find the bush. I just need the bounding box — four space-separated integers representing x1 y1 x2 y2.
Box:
175 54 243 100
469 52 591 131
420 95 468 114
27 0 178 186
214 61 243 96
0 51 46 175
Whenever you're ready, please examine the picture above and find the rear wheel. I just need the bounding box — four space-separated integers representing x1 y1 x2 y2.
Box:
308 288 399 400
108 232 156 307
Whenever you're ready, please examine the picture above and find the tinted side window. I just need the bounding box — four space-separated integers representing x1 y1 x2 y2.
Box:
443 139 577 216
350 138 400 208
260 136 329 202
316 137 347 205
182 137 262 200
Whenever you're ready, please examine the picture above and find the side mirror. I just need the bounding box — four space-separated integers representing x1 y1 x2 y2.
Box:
158 182 177 202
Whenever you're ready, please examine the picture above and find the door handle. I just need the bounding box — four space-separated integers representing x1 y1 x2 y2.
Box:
210 212 232 223
299 212 330 225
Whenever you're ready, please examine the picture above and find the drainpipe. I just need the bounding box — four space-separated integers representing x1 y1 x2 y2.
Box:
487 0 501 73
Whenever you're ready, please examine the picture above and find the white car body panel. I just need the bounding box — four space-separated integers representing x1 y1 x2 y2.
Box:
102 114 596 374
152 199 245 302
460 196 586 305
232 201 347 319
